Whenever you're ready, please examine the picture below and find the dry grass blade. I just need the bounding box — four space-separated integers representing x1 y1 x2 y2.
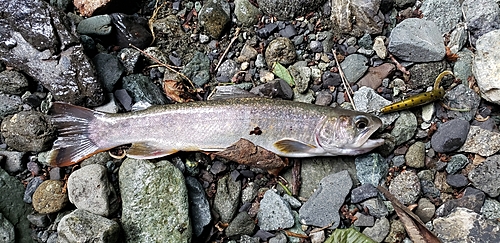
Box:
148 0 167 45
332 50 356 111
215 27 241 72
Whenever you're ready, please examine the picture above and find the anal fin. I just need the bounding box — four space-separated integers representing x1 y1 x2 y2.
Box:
127 142 178 159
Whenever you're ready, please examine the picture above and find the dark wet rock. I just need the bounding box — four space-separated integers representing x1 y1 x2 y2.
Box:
414 198 435 223
256 23 278 39
299 170 352 229
93 53 125 93
340 54 369 84
234 0 262 27
420 178 441 199
77 15 113 35
390 111 417 146
110 13 152 50
0 71 29 95
119 158 191 242
0 169 32 243
353 87 399 129
462 0 500 45
199 0 230 38
257 189 294 231
446 154 469 174
0 213 15 243
257 0 327 20
473 30 500 105
280 25 298 38
357 63 395 89
331 0 384 37
405 141 425 168
321 71 342 88
353 212 375 227
420 0 462 34
226 212 255 238
118 48 142 74
468 155 500 197
362 217 390 242
122 74 168 105
57 209 120 243
0 94 23 120
431 119 470 153
351 183 379 204
27 213 50 228
289 65 311 93
388 18 446 62
459 126 500 156
435 187 485 217
183 52 211 87
265 37 296 67
250 79 294 100
216 59 239 83
114 89 133 111
214 175 241 224
445 84 481 122
32 180 69 214
185 176 211 237
389 170 421 205
446 174 469 188
407 61 447 90
433 208 500 242
355 153 388 186
23 176 43 204
1 111 55 152
0 150 25 174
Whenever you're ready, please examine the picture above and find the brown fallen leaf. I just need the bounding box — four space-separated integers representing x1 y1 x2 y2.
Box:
445 46 459 62
162 80 194 103
215 138 288 176
377 186 442 243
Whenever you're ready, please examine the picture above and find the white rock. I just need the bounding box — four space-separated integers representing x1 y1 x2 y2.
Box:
473 29 500 104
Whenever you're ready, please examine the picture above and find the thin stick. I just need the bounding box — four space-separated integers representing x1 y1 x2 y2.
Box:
148 0 167 45
214 27 241 72
129 44 196 89
332 50 356 110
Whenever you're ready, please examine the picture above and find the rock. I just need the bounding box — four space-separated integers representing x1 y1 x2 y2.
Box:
322 71 342 88
234 0 262 27
0 94 23 120
0 70 29 95
122 74 168 105
225 212 255 238
237 44 258 63
362 217 390 242
118 48 142 74
110 13 152 50
421 178 441 199
433 208 500 242
420 0 462 34
340 54 369 84
435 187 485 217
446 174 469 188
389 170 421 205
216 59 239 83
293 89 315 103
385 220 405 243
431 119 470 153
462 0 500 45
447 23 468 53
351 183 379 203
0 213 14 243
257 0 327 20
405 141 425 168
256 23 278 39
0 150 25 174
214 175 241 223
480 198 500 221
280 24 298 38
315 91 333 106
250 79 294 100
26 213 50 228
287 211 306 243
269 232 287 243
94 93 120 113
473 29 500 105
309 40 323 53
265 37 296 67
310 230 325 243
408 61 447 89
1 111 55 152
57 209 120 243
23 176 43 204
445 154 469 174
390 111 417 146
388 18 446 62
468 155 500 197
453 48 474 86
331 0 384 37
414 198 435 223
32 180 68 214
183 52 211 87
257 189 294 231
444 84 481 122
199 0 230 38
240 235 260 243
119 158 191 242
355 153 388 186
282 194 301 209
185 176 211 237
357 63 395 89
459 126 500 156
373 36 387 59
353 86 399 129
77 15 112 35
92 53 125 93
361 197 389 218
289 65 311 93
353 212 375 227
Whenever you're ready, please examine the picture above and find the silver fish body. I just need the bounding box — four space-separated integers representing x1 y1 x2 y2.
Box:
49 98 384 167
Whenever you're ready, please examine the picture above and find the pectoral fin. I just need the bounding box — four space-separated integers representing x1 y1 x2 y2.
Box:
273 139 318 154
127 142 178 159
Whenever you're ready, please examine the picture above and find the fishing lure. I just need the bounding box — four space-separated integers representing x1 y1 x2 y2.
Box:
380 71 454 113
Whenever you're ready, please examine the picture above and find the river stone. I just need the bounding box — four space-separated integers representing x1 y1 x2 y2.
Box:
468 155 500 197
234 0 262 27
0 111 55 152
77 15 112 35
388 170 421 205
433 208 500 242
213 175 241 223
362 217 390 242
340 54 369 84
355 153 388 187
444 84 480 122
0 150 25 174
57 209 120 243
0 70 29 95
0 94 23 120
462 0 500 45
199 0 230 38
453 48 473 87
420 0 461 34
481 198 500 221
122 74 168 105
257 0 326 20
459 126 500 157
473 29 500 105
185 176 211 237
32 180 68 214
265 37 296 67
119 158 191 243
0 213 14 243
431 119 470 153
414 198 435 223
405 141 425 168
257 189 294 231
331 0 384 37
225 212 255 238
390 111 417 146
182 52 211 87
92 53 125 93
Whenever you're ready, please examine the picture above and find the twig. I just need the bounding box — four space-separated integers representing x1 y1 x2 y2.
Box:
129 44 196 89
148 0 167 45
291 159 301 196
332 50 356 110
389 54 410 76
215 27 241 72
309 221 335 233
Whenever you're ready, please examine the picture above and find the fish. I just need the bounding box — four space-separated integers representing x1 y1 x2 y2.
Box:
48 98 385 167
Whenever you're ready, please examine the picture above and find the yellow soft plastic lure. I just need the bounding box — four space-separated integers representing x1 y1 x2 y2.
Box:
380 71 454 113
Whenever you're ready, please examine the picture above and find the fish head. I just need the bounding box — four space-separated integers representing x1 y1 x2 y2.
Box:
315 113 384 156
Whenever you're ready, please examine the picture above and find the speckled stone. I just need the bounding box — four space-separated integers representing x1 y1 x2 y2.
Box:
32 180 69 214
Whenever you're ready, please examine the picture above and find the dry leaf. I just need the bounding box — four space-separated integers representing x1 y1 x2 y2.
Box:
215 138 288 176
162 80 194 103
473 154 486 165
445 46 459 62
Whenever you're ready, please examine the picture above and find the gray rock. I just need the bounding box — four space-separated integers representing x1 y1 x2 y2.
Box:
0 94 23 120
468 155 500 197
241 182 258 204
234 0 262 27
118 48 141 74
351 183 379 203
185 176 211 237
77 15 112 35
331 0 384 37
282 194 301 209
23 176 43 204
388 18 446 62
225 212 255 238
269 232 287 243
250 79 294 100
389 170 421 205
257 0 327 20
0 213 14 243
447 23 468 53
315 91 333 106
119 158 191 243
265 37 296 67
433 208 500 242
390 111 417 146
340 54 369 84
435 187 485 217
94 93 120 113
57 209 120 243
199 0 230 38
473 29 500 105
355 153 388 186
289 65 311 93
280 25 298 38
240 235 260 243
446 174 469 188
309 40 323 53
299 170 352 229
92 53 125 93
1 111 55 152
408 61 447 89
462 0 500 45
431 119 470 153
0 150 25 174
293 89 314 103
27 213 50 228
214 175 241 223
453 48 474 87
353 212 375 227
420 0 461 34
237 44 258 63
353 86 399 129
414 198 435 223
444 84 480 122
257 190 294 231
67 164 118 217
405 141 425 168
385 219 405 243
459 126 500 156
420 179 441 199
216 59 239 82
480 198 500 221
183 52 211 87
0 70 29 95
287 211 306 243
122 74 168 105
362 217 390 242
446 154 469 174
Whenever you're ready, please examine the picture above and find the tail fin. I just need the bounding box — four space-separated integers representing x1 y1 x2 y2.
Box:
48 102 104 167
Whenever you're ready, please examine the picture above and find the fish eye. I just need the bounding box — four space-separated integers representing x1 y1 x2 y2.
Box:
355 116 369 129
